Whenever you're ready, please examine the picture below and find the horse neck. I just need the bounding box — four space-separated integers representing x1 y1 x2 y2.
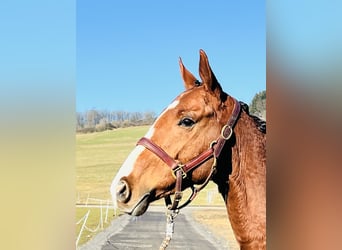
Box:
229 110 266 198
221 99 266 247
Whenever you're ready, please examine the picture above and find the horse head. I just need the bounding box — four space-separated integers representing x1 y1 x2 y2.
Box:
111 50 237 216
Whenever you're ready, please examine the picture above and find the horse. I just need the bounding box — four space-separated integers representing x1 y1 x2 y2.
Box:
111 50 266 249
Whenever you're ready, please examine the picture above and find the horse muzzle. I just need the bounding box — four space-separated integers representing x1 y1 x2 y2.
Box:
115 179 151 216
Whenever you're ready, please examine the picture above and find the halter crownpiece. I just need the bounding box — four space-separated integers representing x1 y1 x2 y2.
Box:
136 97 241 211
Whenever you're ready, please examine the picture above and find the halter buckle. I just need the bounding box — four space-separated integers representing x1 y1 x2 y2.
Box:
171 164 187 179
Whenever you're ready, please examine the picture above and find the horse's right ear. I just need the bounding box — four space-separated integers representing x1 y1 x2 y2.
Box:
198 49 224 101
179 57 199 90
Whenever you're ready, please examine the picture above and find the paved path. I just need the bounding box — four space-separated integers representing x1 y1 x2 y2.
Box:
79 207 229 250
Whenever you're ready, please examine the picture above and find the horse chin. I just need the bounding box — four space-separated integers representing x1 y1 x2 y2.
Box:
128 193 151 216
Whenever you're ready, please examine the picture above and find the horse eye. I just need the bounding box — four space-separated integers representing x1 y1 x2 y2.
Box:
178 117 195 127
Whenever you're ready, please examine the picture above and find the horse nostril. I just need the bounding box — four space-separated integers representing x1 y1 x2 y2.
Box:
116 180 131 203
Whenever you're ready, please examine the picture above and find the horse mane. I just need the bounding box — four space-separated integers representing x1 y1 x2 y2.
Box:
239 101 266 134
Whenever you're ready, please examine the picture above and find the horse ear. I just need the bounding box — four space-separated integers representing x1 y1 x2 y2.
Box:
198 49 222 97
179 57 199 90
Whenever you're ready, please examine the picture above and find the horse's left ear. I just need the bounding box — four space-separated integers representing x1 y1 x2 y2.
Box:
179 57 199 90
198 49 223 98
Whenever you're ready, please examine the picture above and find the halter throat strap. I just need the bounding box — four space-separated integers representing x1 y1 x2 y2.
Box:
136 97 241 210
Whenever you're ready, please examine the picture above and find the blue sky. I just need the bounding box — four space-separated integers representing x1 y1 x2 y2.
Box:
77 0 265 114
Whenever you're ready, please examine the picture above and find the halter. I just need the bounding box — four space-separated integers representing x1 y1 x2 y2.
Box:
136 97 240 249
136 97 241 211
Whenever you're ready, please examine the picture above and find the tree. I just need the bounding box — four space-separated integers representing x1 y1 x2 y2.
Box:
85 110 99 128
143 111 156 125
249 90 266 120
76 112 85 130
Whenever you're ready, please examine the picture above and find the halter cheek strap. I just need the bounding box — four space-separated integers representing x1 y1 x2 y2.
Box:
136 97 241 211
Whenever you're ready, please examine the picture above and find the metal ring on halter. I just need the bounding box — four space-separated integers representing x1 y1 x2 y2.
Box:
221 124 233 140
209 140 217 149
174 186 196 210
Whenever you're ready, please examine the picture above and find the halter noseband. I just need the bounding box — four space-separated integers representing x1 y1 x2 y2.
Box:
136 97 241 211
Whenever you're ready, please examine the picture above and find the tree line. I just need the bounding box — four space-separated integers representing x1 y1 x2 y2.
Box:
77 90 266 133
76 110 156 133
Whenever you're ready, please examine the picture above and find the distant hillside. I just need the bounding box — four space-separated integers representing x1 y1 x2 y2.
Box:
249 90 266 120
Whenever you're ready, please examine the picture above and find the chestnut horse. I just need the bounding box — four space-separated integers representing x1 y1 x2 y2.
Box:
111 50 266 249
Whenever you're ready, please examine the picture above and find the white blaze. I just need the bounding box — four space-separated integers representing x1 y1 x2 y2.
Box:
165 99 179 110
110 145 145 209
145 127 155 139
110 99 180 208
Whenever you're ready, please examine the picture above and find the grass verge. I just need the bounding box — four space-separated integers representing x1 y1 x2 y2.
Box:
191 209 239 250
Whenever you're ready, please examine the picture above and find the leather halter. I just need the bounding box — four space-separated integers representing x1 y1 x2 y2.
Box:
137 97 241 211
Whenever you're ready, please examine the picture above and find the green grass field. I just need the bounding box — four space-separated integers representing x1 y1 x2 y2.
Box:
76 126 150 246
76 126 225 246
76 126 150 201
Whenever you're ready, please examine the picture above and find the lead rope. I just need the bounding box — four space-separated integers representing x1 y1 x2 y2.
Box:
159 156 218 250
159 209 179 250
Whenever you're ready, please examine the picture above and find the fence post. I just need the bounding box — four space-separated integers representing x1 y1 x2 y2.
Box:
100 200 103 229
85 193 90 206
76 210 90 247
105 199 109 223
207 190 213 204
